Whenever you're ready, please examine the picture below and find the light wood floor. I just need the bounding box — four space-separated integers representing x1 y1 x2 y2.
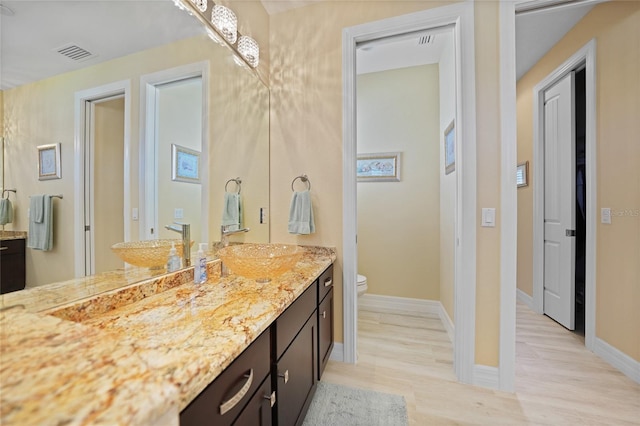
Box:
322 301 640 425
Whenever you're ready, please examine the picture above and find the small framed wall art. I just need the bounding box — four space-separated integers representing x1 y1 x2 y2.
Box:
444 120 455 175
357 152 402 182
517 161 529 188
171 144 201 184
37 143 61 180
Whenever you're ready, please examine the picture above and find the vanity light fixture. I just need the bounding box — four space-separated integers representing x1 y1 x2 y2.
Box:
190 0 207 13
237 35 259 68
211 4 237 44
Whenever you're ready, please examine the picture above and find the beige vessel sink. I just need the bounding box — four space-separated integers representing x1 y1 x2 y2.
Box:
111 239 191 270
216 243 302 282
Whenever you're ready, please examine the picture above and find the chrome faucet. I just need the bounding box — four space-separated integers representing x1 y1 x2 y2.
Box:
220 225 249 276
165 222 191 267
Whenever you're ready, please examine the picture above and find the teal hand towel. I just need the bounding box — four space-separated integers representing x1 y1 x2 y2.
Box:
30 195 45 223
288 190 315 235
0 198 13 225
222 193 242 231
27 195 53 251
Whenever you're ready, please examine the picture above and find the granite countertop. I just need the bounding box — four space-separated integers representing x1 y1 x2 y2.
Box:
0 245 335 425
0 230 27 241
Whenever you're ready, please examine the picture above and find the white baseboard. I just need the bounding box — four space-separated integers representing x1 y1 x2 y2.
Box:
593 337 640 384
473 365 500 390
329 342 344 362
438 304 455 344
516 288 534 309
358 294 441 317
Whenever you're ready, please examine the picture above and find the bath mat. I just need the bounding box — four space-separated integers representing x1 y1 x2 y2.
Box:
302 381 408 426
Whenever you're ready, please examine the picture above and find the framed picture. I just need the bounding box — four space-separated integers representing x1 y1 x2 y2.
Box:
444 120 455 175
357 152 401 182
517 161 529 188
171 144 201 184
37 143 61 180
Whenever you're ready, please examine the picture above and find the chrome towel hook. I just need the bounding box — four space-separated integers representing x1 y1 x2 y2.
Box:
291 174 311 192
225 177 242 194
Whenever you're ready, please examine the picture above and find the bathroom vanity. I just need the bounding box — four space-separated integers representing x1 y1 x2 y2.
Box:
0 246 335 426
0 232 27 294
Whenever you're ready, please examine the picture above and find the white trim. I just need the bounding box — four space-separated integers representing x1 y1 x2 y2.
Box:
342 1 477 385
593 338 640 384
438 303 455 344
358 294 442 317
74 80 131 278
473 365 501 390
499 1 518 393
329 343 344 363
516 288 534 310
139 61 210 243
531 40 597 350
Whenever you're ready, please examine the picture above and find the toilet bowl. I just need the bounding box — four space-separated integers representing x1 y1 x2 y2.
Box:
357 274 368 297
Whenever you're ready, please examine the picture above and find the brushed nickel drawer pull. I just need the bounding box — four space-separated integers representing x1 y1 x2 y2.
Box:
324 277 332 287
279 369 289 384
220 369 254 415
264 391 276 407
322 311 326 319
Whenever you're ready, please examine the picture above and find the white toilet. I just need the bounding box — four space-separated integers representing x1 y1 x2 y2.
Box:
357 274 368 297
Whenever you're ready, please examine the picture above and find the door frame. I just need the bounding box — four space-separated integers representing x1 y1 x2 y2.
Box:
139 61 210 242
531 40 597 348
342 2 478 384
73 80 131 278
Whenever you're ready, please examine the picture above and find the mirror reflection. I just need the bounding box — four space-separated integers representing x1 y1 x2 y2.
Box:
0 0 270 295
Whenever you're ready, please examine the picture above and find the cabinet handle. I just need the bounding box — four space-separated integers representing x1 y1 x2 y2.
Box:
264 391 276 408
279 369 289 384
322 311 326 319
324 277 332 287
219 369 253 415
0 247 8 251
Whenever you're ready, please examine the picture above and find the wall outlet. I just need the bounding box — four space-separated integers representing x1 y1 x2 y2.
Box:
174 208 184 220
601 208 611 224
260 207 269 224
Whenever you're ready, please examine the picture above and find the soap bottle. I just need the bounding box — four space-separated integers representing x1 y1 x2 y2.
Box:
195 243 208 284
167 242 181 272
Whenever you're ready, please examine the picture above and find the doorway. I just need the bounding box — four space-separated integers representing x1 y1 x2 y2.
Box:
343 2 478 383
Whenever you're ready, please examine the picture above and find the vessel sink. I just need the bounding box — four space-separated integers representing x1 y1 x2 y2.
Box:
216 243 302 282
111 239 191 270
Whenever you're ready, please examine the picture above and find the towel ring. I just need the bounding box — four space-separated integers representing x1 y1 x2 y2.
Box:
225 178 242 194
291 175 311 192
2 189 16 199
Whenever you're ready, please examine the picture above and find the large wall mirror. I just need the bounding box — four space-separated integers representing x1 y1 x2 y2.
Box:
0 0 270 294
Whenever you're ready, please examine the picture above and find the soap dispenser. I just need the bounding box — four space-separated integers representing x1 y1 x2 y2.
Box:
195 243 208 284
167 242 181 272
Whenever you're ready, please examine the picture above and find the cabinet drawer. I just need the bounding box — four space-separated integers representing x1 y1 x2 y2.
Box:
0 238 25 255
233 376 273 426
317 287 334 380
180 328 271 426
275 283 316 360
317 265 334 304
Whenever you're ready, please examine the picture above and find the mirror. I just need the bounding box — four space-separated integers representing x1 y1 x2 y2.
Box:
0 1 270 295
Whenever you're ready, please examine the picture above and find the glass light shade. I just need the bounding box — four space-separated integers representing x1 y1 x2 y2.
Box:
211 5 237 44
237 35 259 68
190 0 207 12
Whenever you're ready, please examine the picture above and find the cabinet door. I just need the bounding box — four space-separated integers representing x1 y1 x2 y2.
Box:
234 376 274 426
0 239 26 294
275 313 317 426
317 287 334 380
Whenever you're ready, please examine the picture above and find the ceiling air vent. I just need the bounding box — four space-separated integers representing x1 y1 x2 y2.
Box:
418 34 435 45
55 44 97 62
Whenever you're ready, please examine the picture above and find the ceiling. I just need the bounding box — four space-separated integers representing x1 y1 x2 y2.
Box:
0 0 602 89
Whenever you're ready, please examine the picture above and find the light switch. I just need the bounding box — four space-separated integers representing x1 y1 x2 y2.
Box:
601 208 611 224
481 208 496 227
174 208 184 220
260 207 269 224
132 208 139 221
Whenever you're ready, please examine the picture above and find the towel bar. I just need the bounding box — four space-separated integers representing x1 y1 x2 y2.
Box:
29 194 63 199
291 175 311 192
224 178 242 194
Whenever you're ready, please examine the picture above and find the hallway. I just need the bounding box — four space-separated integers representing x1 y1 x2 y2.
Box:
323 301 640 424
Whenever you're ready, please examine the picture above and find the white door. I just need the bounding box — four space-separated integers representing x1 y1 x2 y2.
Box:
543 72 576 330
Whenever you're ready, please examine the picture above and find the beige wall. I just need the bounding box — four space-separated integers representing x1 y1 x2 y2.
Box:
439 33 456 322
94 98 125 274
356 65 441 300
516 2 640 361
270 0 503 366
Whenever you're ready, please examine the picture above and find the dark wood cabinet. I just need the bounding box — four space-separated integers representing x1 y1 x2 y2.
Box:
1 238 26 295
234 377 274 426
316 265 334 380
